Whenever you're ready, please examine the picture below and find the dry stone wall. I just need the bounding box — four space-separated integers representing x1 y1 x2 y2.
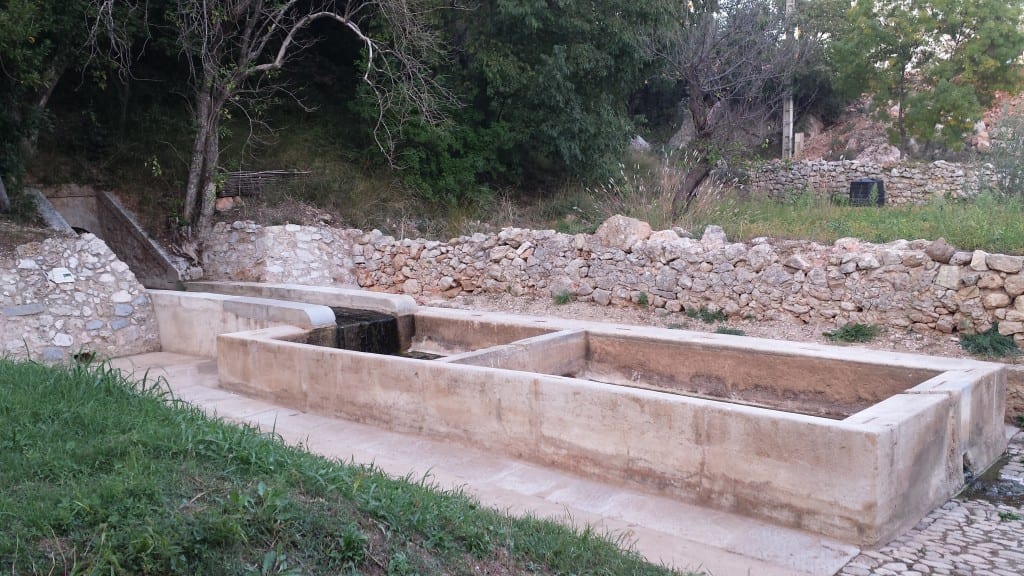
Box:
2 233 160 362
747 160 1000 205
204 218 1024 344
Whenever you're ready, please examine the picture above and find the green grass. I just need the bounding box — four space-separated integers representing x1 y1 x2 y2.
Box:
553 290 574 305
0 359 692 576
713 326 745 336
960 323 1020 357
681 190 1024 255
526 158 1024 255
823 323 881 343
685 306 727 324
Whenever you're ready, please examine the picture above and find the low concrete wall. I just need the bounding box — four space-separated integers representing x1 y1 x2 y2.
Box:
1 234 159 362
96 191 184 289
185 282 419 351
149 290 336 358
45 186 102 233
186 281 417 316
1007 366 1024 425
205 304 1005 546
442 329 588 376
42 186 185 289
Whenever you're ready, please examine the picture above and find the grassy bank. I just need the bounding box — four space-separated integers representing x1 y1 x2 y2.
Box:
0 359 689 575
680 189 1024 254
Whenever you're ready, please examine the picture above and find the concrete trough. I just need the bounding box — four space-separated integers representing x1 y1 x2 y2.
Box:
169 284 1007 546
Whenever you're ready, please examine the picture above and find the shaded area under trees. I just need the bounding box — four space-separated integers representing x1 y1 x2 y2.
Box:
647 0 817 214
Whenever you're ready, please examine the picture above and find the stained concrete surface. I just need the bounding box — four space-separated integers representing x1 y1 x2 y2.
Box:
110 352 859 576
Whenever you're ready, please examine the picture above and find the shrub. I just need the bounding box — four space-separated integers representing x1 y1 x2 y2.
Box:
824 323 880 343
552 290 573 305
960 323 1020 357
685 306 727 324
636 292 650 308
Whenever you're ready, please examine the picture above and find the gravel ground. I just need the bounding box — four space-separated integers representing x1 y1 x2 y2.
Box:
434 292 978 360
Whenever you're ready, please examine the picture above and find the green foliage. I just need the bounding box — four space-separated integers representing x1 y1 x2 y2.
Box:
714 326 745 336
999 510 1023 522
686 306 727 324
553 290 573 305
988 109 1024 200
395 115 510 206
382 0 671 197
824 323 881 343
636 292 650 308
960 324 1020 357
0 359 693 575
830 0 1024 151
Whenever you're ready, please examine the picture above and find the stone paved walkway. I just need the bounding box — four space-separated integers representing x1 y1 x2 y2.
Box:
838 432 1024 576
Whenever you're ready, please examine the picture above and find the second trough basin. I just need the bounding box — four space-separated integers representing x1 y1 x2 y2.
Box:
213 304 1008 547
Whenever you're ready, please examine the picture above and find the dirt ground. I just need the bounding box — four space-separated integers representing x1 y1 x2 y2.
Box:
0 221 55 257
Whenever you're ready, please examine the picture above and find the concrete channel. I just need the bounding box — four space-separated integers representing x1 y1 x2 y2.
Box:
136 282 1008 570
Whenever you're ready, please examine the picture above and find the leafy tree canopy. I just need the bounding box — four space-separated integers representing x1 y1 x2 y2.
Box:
830 0 1024 151
386 0 673 203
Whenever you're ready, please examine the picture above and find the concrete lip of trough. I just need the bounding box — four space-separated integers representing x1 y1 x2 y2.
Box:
163 283 1007 549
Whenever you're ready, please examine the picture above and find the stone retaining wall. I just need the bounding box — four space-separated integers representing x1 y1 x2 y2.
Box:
204 218 1024 345
747 160 1000 205
1 233 160 362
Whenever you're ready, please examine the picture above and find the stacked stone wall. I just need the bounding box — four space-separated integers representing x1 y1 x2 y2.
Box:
204 218 1024 344
1 233 160 362
747 160 1000 205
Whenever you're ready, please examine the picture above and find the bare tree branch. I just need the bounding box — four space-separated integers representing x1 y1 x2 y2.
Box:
88 0 454 233
647 0 817 212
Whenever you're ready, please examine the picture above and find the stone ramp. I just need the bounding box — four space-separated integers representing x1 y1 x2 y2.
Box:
110 352 859 576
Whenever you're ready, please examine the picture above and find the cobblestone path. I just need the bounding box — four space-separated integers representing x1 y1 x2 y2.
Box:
837 433 1024 576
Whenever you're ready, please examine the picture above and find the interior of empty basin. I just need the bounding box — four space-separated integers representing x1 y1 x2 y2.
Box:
444 329 942 419
293 308 561 357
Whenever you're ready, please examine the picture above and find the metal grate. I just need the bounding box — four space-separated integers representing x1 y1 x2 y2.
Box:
218 170 312 198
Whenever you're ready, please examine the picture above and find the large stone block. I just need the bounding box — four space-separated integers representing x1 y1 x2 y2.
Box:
593 215 651 252
987 254 1024 273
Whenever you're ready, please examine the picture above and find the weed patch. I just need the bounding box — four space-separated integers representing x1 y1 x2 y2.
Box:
999 510 1023 522
714 326 745 336
686 306 727 324
960 324 1020 357
553 290 574 305
824 323 881 343
636 292 650 308
680 190 1024 255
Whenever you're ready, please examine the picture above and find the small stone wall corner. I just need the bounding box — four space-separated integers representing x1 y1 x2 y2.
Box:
1 233 160 363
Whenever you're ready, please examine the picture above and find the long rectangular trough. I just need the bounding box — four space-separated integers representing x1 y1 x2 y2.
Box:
170 283 1007 547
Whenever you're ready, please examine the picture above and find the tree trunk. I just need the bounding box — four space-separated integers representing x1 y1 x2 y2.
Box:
0 174 10 213
672 158 713 215
183 89 214 224
896 72 907 152
196 115 220 235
